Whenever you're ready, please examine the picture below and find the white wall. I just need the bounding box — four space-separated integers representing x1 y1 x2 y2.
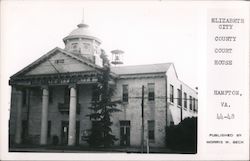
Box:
166 64 198 126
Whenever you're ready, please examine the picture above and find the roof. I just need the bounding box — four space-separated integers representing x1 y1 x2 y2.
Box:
10 46 172 79
110 63 172 75
10 47 102 78
63 23 101 43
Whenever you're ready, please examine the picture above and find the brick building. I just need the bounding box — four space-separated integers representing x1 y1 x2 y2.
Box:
9 19 198 148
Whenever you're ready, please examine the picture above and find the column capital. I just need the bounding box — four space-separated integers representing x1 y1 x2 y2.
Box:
68 83 76 89
41 85 49 90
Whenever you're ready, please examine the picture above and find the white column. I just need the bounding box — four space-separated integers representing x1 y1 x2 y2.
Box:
14 88 23 144
40 86 49 145
68 85 77 146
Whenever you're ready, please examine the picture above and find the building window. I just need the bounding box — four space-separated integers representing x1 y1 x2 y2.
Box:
148 83 155 101
83 43 91 52
49 88 53 104
64 87 70 104
120 120 130 126
148 120 155 141
63 87 79 104
122 85 128 102
54 59 64 64
195 99 198 112
48 121 51 138
184 92 187 109
170 85 174 103
120 120 130 146
193 98 196 112
177 89 182 106
77 88 80 104
189 96 192 110
71 43 78 49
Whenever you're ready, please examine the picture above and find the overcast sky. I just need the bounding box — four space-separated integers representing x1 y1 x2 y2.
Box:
1 1 205 92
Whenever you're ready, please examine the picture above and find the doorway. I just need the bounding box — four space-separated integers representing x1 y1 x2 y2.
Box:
61 121 68 145
120 120 130 146
61 121 80 145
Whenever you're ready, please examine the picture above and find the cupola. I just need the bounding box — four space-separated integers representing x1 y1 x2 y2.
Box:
63 15 103 67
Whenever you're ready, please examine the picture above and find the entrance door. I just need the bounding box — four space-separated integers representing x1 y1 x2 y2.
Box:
120 121 130 146
61 121 80 145
61 121 69 145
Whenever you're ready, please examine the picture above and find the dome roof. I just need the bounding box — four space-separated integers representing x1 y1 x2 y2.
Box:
63 23 101 43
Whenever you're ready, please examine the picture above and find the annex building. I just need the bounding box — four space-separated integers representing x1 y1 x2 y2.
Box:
9 18 198 148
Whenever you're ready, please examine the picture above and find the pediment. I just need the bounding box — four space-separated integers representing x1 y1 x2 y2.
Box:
12 47 100 78
25 52 96 75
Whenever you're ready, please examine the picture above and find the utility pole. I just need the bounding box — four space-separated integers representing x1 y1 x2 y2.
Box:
141 85 144 153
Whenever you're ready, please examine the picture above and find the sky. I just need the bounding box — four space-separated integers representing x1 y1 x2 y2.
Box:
1 1 202 91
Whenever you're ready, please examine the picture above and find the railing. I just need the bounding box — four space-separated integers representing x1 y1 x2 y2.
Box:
58 103 81 114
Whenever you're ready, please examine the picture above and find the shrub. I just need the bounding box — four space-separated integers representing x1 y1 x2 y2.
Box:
165 117 197 153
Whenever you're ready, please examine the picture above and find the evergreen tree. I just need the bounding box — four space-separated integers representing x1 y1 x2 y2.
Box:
86 52 121 147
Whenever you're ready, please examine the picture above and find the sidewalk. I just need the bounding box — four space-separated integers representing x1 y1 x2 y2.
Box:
9 145 182 153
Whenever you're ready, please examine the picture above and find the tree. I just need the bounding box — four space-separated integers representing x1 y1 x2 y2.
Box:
86 52 121 147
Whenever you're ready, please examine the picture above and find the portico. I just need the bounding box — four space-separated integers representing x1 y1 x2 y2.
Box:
10 71 100 146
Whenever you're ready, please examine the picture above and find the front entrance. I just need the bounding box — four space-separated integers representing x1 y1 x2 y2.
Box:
120 120 130 146
61 121 68 145
61 121 80 145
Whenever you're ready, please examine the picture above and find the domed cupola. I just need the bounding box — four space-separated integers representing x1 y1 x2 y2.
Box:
63 18 103 67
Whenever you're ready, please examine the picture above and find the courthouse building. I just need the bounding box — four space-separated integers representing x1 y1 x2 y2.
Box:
9 18 198 148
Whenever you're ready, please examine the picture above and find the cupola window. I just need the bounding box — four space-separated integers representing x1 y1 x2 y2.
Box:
83 43 91 52
71 43 78 49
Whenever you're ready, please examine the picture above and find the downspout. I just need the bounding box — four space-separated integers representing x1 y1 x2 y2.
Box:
165 75 168 126
165 74 168 147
